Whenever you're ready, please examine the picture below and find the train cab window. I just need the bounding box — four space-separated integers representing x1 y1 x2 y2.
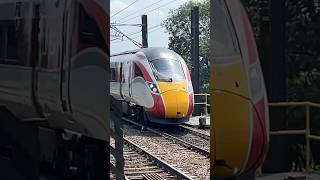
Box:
213 1 239 58
134 64 143 78
150 59 185 82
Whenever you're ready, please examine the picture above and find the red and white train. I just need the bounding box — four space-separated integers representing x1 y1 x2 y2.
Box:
0 0 109 179
110 47 194 124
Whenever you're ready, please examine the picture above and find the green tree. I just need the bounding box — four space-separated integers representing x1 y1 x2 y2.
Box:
241 0 320 101
163 0 210 93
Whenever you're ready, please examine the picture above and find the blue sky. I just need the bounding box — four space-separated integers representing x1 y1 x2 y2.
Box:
110 0 191 54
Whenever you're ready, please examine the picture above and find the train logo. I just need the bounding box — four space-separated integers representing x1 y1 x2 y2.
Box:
110 47 194 124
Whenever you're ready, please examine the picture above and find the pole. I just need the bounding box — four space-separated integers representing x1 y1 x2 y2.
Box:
191 6 200 115
142 15 148 48
306 105 310 172
260 0 291 173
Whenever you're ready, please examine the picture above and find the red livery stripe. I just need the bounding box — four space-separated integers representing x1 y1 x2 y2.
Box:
245 98 267 172
187 93 194 116
241 5 258 65
134 61 153 82
147 94 165 117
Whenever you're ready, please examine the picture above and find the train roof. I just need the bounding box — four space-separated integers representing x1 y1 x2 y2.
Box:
111 47 183 61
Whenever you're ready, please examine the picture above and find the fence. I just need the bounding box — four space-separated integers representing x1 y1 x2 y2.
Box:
269 101 320 172
194 93 320 172
194 93 210 116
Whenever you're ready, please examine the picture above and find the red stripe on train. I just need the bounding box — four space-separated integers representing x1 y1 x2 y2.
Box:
187 93 194 116
241 5 258 65
134 61 153 82
245 98 267 172
146 94 165 117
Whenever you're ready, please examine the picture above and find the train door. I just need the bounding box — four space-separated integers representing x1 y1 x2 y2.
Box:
122 58 131 100
129 59 133 97
34 0 67 118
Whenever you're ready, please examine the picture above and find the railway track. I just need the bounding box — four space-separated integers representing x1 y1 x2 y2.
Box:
155 125 210 152
123 117 210 157
110 138 194 180
122 118 210 179
178 125 210 139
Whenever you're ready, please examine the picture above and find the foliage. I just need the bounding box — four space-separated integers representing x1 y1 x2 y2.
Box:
241 0 320 102
163 0 210 93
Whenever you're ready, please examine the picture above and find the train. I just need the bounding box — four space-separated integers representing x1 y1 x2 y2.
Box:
211 0 270 179
0 0 109 179
110 47 194 124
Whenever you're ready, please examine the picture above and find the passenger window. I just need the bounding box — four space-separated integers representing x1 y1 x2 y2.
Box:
111 68 117 81
212 0 239 57
6 24 18 61
0 22 25 66
0 26 4 63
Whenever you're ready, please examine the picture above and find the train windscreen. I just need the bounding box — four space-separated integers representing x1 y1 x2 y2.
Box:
150 59 185 82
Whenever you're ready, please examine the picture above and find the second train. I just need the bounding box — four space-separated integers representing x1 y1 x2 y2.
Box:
110 47 194 124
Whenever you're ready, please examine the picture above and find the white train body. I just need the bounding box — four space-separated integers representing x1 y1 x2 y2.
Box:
110 48 194 124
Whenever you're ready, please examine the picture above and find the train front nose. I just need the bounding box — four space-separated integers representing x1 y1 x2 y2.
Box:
158 83 190 118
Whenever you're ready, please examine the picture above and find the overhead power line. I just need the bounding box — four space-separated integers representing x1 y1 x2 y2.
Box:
111 23 142 27
111 0 139 18
111 25 164 44
111 26 143 47
120 0 179 23
127 24 162 36
114 0 165 22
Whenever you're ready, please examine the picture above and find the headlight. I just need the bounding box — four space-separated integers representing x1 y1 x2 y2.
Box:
148 82 159 94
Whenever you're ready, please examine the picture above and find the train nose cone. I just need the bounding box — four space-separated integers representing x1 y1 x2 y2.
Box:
161 90 189 118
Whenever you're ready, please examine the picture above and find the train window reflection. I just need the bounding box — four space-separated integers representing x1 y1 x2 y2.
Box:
213 0 238 57
150 59 185 82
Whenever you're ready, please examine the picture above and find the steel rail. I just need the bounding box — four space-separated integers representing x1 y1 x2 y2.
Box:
123 137 194 180
178 124 210 140
123 117 210 157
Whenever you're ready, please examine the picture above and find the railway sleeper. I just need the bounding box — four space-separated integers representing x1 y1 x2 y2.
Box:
142 173 167 180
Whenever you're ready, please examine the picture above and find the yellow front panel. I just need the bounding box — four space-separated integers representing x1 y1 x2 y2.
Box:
158 81 189 118
211 91 251 176
211 60 251 177
211 60 248 97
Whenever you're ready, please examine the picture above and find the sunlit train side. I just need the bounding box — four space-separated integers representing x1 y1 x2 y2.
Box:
211 0 269 179
110 47 194 124
0 0 109 179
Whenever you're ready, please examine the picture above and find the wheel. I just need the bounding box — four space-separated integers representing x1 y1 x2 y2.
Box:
137 107 149 125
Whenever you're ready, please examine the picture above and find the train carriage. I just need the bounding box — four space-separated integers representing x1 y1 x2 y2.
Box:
0 0 109 179
111 47 194 124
